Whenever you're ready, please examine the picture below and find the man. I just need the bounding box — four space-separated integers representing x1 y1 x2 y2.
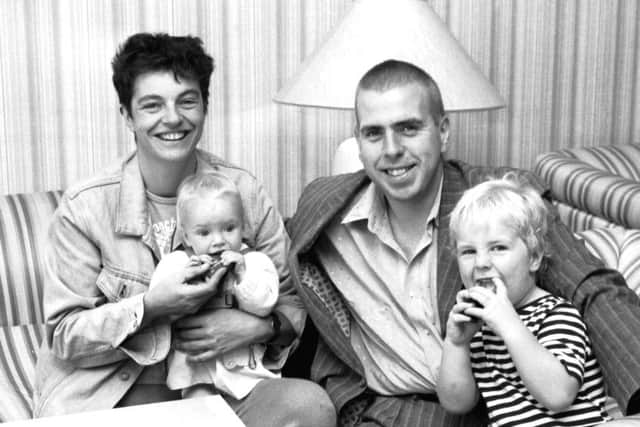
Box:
287 60 640 426
33 33 335 427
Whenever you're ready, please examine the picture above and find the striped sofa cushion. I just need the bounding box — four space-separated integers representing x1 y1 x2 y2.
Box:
0 191 62 327
535 144 640 231
0 324 44 421
554 201 626 234
578 228 640 294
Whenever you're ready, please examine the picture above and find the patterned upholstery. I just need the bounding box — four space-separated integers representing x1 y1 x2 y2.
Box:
534 144 640 232
578 228 640 294
0 191 62 327
0 191 61 421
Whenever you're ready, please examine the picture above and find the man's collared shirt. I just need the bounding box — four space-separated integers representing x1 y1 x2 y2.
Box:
314 180 444 395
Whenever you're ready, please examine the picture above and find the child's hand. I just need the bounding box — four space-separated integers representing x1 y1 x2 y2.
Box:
463 278 520 337
445 290 483 346
220 250 246 280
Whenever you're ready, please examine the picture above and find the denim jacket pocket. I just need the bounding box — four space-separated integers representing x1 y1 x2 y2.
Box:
96 267 149 302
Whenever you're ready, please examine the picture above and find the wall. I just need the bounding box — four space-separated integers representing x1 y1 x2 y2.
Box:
1 0 638 216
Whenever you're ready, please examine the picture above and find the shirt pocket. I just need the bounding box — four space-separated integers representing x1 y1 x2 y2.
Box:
96 266 149 302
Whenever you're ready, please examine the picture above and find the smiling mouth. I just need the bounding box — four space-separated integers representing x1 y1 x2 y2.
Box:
156 131 189 141
384 166 413 177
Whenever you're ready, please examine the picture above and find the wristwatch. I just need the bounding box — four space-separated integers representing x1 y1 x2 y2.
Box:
268 313 281 343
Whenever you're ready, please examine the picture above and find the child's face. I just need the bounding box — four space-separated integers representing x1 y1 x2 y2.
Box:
455 216 542 307
181 193 244 255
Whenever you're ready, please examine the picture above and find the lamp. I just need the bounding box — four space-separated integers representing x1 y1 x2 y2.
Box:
273 0 506 173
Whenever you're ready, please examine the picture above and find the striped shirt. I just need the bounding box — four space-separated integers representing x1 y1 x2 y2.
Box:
470 294 611 426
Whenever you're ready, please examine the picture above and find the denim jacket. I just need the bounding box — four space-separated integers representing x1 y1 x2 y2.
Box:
33 149 302 417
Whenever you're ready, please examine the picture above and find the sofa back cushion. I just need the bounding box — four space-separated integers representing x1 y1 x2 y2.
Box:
534 144 640 231
0 191 62 327
577 228 640 294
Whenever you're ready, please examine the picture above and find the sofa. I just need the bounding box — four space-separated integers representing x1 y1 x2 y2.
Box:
534 144 640 297
534 143 640 233
1 142 640 420
0 190 62 421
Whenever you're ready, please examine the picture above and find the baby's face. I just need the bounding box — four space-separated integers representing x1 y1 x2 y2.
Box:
182 194 244 255
454 217 541 307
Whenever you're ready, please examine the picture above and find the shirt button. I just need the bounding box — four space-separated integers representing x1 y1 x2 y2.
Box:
119 372 130 381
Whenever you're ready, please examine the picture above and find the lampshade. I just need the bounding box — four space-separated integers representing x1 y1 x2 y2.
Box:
274 0 505 112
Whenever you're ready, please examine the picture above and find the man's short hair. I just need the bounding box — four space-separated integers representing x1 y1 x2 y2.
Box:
176 172 243 229
112 32 215 115
355 60 445 124
448 172 550 265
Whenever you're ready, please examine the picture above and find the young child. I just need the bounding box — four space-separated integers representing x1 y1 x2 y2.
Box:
436 173 612 426
153 172 280 400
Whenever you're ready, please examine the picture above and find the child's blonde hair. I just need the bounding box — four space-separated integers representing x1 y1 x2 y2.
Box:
449 172 549 264
176 172 243 228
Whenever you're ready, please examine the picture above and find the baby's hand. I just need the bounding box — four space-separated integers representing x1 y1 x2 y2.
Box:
220 250 246 280
188 254 211 268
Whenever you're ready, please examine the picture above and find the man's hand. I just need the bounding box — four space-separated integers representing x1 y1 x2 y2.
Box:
173 309 272 362
143 251 228 323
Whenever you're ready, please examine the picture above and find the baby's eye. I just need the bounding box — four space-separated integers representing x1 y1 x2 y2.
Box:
490 244 508 252
225 224 236 232
197 230 210 237
458 248 475 256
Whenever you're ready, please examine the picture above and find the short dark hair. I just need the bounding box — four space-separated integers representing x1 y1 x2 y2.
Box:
112 32 215 115
355 60 445 124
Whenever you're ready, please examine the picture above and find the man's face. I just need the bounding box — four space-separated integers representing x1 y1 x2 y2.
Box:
355 83 449 205
124 71 205 165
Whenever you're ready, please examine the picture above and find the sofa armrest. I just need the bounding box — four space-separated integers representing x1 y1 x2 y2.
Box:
0 191 62 327
535 144 640 230
0 324 44 421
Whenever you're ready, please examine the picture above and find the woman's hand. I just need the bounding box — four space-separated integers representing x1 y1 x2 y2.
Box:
143 251 228 323
173 309 272 362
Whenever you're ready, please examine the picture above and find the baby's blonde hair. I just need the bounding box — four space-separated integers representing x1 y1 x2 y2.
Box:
176 172 243 229
449 172 549 264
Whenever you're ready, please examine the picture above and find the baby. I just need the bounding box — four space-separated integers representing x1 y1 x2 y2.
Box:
154 172 279 400
436 173 612 426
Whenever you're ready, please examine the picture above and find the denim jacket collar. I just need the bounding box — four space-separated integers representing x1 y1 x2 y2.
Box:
114 149 222 246
115 151 149 237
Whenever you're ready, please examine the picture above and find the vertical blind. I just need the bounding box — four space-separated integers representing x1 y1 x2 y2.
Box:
1 0 638 216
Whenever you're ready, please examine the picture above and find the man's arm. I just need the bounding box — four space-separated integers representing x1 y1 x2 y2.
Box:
540 201 640 414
